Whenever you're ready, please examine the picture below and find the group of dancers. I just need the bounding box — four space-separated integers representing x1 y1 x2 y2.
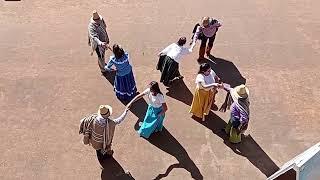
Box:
80 10 250 162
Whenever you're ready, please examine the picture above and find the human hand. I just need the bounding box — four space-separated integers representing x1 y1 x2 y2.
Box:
101 42 106 47
106 44 112 51
217 83 223 89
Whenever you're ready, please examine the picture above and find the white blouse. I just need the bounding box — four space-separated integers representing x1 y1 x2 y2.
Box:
160 43 192 63
142 88 165 108
195 70 217 90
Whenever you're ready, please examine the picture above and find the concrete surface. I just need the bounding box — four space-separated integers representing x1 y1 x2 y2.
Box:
0 0 319 179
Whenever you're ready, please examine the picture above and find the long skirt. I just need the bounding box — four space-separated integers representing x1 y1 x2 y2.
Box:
114 70 137 101
138 105 165 138
157 55 181 86
189 88 216 118
224 118 242 143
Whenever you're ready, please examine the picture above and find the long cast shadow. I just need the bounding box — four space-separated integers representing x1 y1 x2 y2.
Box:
128 99 203 179
100 157 135 180
147 128 203 180
166 79 218 111
192 112 279 177
166 79 194 106
102 71 148 130
198 56 246 87
102 71 116 85
129 95 148 130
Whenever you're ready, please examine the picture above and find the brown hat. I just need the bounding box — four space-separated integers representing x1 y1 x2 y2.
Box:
98 105 113 117
92 10 101 20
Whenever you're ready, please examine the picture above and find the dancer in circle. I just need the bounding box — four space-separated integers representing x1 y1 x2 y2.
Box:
190 63 222 121
157 37 195 86
79 105 129 162
88 10 110 73
106 44 137 101
220 84 250 143
190 17 222 59
127 81 168 138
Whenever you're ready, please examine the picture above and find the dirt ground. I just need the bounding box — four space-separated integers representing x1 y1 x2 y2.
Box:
1 0 320 179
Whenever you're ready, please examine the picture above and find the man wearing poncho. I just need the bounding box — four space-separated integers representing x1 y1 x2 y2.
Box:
79 105 128 161
88 10 110 73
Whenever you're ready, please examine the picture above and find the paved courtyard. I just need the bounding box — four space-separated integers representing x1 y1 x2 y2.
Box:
1 0 320 179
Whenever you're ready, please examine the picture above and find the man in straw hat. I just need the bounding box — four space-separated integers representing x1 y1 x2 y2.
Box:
88 10 110 74
79 105 129 161
190 17 222 60
219 84 250 143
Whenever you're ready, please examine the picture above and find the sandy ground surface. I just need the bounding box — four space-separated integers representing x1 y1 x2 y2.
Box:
1 0 320 179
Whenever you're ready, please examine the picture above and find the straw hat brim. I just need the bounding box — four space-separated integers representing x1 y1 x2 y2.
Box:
230 86 249 101
98 105 113 116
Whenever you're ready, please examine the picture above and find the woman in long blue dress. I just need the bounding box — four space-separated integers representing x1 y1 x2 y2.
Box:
127 81 168 138
105 44 137 101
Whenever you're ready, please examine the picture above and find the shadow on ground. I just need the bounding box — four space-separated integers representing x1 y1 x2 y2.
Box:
103 57 277 178
129 96 148 130
192 112 279 177
198 56 246 87
100 157 135 180
166 79 193 106
102 71 148 130
168 57 278 177
103 71 116 86
147 128 203 180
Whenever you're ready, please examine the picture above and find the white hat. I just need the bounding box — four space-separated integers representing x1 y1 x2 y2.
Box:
231 84 249 101
98 105 113 117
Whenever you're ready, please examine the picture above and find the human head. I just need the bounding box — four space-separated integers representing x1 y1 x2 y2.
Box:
112 44 125 59
231 84 249 101
149 81 162 95
98 105 113 119
198 63 211 76
177 37 187 46
92 10 101 21
201 17 210 28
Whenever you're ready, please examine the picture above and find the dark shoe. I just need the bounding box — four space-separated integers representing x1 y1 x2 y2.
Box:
103 150 114 159
211 104 218 111
221 128 227 134
103 154 113 159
